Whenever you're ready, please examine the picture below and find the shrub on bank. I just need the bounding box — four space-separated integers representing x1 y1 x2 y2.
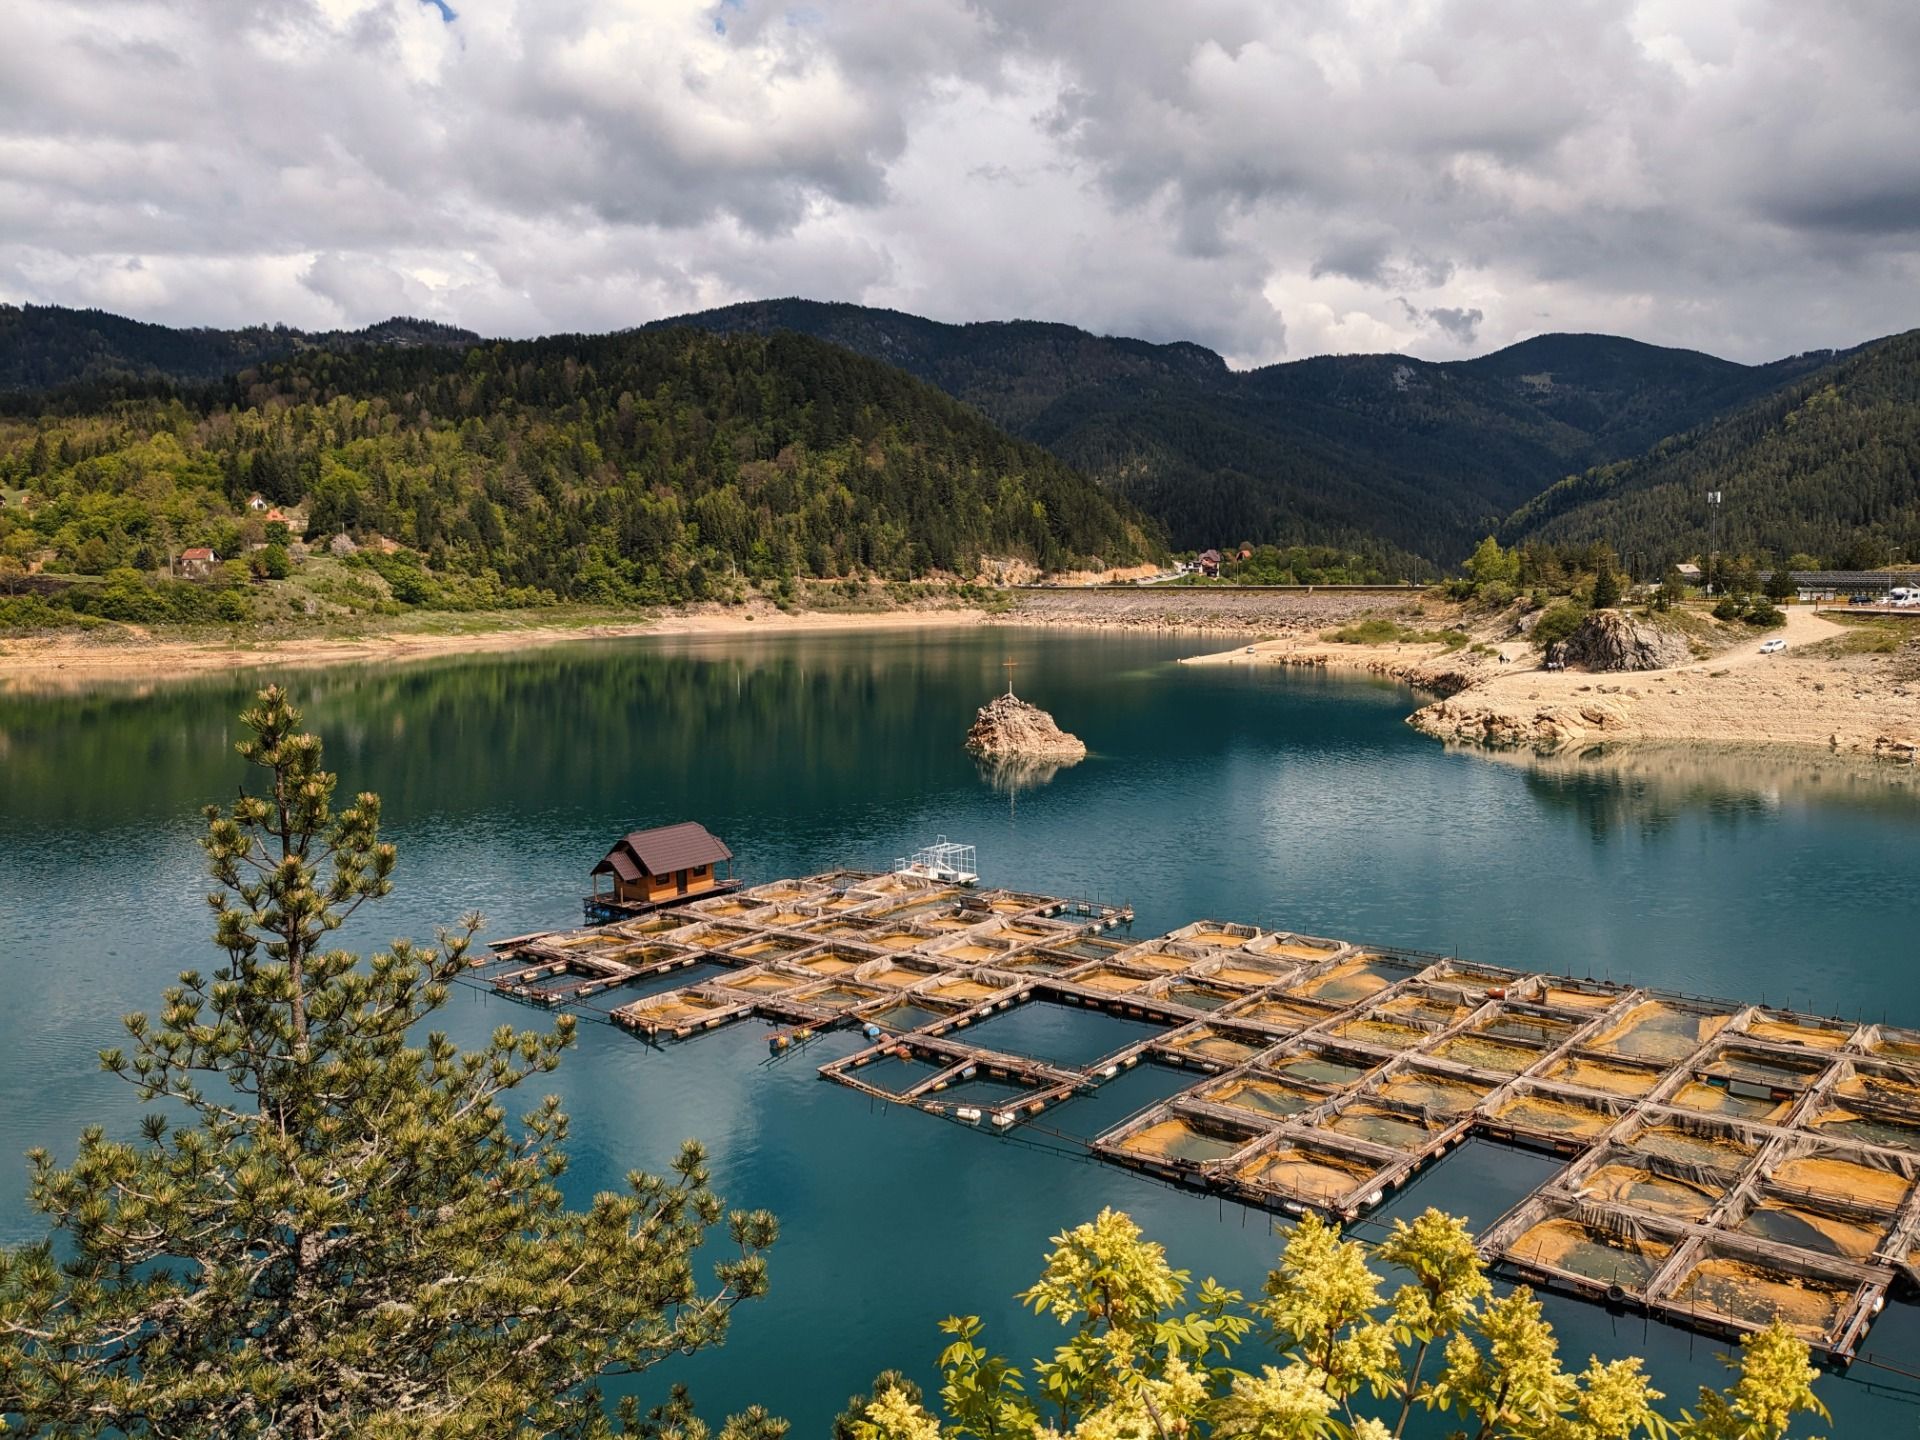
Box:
1531 601 1588 650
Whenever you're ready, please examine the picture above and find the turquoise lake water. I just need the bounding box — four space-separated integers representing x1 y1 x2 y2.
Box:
4 626 1920 1432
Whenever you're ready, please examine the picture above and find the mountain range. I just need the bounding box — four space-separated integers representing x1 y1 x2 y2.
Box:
0 304 476 394
649 300 1852 567
3 298 1915 573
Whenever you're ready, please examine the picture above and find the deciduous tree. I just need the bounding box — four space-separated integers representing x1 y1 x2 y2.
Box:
850 1208 1827 1440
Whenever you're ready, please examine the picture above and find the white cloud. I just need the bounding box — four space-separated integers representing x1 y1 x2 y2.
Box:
0 0 1915 362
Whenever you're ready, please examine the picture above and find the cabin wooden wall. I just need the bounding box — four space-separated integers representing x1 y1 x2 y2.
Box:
614 863 718 903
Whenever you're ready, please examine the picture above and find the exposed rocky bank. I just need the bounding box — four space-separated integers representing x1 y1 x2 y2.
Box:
1181 605 1920 764
1410 609 1920 760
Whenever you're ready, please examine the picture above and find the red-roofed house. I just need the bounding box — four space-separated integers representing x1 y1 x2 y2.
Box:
177 547 218 578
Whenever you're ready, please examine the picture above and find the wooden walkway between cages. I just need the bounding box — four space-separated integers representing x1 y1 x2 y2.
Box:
474 870 1920 1364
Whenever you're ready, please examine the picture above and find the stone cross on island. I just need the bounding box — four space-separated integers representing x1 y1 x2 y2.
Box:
1002 656 1018 697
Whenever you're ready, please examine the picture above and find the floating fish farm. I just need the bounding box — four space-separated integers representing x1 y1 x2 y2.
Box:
478 870 1920 1363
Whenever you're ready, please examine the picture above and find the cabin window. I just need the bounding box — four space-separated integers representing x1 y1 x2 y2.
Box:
692 864 707 876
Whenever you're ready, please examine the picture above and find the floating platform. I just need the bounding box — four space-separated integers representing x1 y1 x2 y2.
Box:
479 872 1920 1363
581 876 744 924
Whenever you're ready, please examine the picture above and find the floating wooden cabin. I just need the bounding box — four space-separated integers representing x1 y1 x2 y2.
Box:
586 821 737 919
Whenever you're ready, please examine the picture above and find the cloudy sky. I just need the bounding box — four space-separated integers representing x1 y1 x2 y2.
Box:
4 0 1917 365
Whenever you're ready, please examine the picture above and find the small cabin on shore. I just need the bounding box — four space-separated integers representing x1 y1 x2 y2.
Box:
177 546 218 578
590 821 735 907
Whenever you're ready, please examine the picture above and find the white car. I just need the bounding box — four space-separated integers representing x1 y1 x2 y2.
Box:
1759 638 1787 654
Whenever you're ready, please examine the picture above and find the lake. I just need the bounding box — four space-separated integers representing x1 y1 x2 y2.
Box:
3 625 1919 1433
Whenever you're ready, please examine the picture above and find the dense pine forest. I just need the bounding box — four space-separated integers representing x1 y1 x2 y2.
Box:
4 302 1918 624
0 303 476 392
0 328 1158 622
1504 329 1920 567
658 300 1844 567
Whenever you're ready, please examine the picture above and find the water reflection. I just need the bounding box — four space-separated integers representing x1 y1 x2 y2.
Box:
976 754 1078 794
1461 741 1920 841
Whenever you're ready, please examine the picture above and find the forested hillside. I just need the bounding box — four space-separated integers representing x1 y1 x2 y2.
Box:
658 300 1834 567
0 329 1157 616
1503 330 1920 566
1453 333 1839 459
0 304 477 393
6 299 1894 580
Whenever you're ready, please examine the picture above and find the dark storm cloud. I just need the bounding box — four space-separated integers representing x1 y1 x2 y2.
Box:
0 0 1915 362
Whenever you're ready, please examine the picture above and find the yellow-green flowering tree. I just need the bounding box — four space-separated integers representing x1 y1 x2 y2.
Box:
849 1208 1828 1440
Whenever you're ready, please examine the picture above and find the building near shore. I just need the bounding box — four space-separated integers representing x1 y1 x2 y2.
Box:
1790 571 1899 601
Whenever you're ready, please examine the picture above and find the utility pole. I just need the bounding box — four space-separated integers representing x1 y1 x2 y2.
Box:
1706 491 1722 595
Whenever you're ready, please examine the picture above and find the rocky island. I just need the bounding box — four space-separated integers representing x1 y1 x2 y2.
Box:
964 691 1088 762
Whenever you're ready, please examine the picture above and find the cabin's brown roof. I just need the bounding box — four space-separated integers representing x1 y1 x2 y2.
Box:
592 821 732 878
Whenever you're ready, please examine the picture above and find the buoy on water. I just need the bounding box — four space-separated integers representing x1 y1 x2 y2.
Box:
863 1023 883 1040
769 1033 790 1053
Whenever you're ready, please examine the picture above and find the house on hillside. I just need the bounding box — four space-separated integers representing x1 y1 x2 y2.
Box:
177 546 218 578
589 822 736 912
247 493 269 511
1197 549 1223 578
1674 563 1702 583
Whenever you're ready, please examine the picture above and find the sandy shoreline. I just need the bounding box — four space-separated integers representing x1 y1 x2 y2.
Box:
0 605 989 687
8 591 1917 766
0 587 1413 687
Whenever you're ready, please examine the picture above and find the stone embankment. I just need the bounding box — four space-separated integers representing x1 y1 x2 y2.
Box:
998 586 1414 634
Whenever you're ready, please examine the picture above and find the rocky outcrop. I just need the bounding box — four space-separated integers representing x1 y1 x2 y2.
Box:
1548 610 1694 673
965 692 1087 761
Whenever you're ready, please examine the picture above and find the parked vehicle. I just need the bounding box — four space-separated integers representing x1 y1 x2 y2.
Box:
1759 638 1787 654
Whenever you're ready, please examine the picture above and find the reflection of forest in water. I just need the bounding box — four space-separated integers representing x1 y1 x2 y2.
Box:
0 642 980 809
1484 742 1920 840
0 631 1190 835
